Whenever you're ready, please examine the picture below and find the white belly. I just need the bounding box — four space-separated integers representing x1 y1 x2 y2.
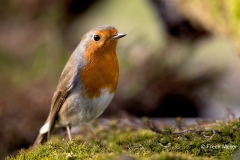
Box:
58 88 114 127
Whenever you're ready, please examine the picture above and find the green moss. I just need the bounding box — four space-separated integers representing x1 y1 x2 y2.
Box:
7 119 240 160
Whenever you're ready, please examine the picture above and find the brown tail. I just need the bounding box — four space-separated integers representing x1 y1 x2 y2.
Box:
33 115 52 147
33 132 48 147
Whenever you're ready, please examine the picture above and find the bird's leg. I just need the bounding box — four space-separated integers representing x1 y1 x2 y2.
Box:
66 125 72 141
86 124 105 147
86 124 98 140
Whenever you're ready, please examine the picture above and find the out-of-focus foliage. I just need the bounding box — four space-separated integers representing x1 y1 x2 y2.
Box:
175 0 240 52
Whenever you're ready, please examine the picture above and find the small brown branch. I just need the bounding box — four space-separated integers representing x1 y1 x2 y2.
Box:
148 119 162 133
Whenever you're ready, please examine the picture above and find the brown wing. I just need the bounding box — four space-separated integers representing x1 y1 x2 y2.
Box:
47 62 77 139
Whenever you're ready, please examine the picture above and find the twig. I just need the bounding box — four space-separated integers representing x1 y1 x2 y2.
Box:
148 119 162 133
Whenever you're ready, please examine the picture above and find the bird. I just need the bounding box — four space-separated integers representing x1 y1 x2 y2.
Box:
34 25 126 146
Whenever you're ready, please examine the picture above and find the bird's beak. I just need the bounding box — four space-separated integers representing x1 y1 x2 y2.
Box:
112 33 126 39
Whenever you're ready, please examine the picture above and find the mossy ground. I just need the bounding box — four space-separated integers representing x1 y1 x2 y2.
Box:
7 118 240 160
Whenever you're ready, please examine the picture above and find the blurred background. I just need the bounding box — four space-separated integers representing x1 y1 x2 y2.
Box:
1 0 240 158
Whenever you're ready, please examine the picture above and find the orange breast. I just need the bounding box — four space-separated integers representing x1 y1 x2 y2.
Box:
80 42 119 99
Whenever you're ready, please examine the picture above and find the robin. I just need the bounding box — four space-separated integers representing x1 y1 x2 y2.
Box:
34 25 126 145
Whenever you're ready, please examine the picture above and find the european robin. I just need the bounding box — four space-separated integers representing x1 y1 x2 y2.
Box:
34 25 126 145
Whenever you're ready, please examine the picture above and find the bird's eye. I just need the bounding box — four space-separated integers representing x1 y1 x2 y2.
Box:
93 35 100 41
